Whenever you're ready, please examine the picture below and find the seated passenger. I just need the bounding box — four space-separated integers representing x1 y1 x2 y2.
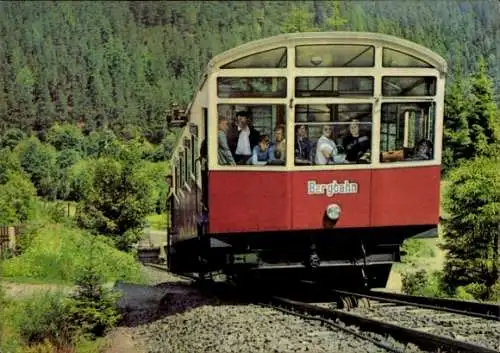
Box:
270 124 286 161
315 125 338 165
342 119 370 163
412 139 433 160
295 124 312 162
218 117 236 166
249 135 274 165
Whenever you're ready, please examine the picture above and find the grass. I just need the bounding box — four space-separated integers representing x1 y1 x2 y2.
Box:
0 288 107 353
0 222 146 285
146 213 168 231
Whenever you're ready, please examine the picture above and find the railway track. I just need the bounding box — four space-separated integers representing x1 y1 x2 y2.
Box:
333 288 499 321
264 296 499 353
141 265 499 352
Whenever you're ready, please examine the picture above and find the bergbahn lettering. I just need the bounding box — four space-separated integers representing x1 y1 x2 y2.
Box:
307 180 359 196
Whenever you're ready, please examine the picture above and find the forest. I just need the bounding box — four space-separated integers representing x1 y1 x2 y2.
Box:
0 0 498 141
0 1 499 353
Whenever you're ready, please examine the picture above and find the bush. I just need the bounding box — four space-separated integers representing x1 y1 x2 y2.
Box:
441 153 500 299
401 270 446 298
0 223 145 284
66 264 122 338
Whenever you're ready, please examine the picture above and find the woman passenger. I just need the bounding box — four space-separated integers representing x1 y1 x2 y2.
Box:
250 135 274 165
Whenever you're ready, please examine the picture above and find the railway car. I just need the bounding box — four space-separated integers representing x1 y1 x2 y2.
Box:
165 32 447 290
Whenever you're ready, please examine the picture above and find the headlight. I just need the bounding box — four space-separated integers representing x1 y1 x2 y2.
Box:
326 203 341 220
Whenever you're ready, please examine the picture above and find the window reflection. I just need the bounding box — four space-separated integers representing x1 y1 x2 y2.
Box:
217 77 287 98
294 104 372 165
382 48 432 68
295 77 374 97
217 104 287 166
221 47 287 69
380 102 435 163
382 77 436 96
296 45 374 67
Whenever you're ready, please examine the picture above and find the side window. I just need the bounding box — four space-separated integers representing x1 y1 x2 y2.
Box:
175 158 180 192
183 137 190 183
216 104 287 166
179 150 184 187
294 104 372 166
380 102 435 163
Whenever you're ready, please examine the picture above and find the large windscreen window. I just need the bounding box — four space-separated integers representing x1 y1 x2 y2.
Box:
382 76 436 96
294 104 372 166
217 77 287 98
216 104 287 166
296 45 374 67
380 102 435 163
221 47 287 69
295 76 374 97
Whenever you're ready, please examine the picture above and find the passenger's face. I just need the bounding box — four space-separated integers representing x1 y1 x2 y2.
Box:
349 121 359 137
219 120 228 132
238 116 248 127
323 126 332 137
275 129 284 142
298 125 307 137
259 141 269 151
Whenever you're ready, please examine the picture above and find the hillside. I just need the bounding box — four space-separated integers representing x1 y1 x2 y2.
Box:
0 0 498 142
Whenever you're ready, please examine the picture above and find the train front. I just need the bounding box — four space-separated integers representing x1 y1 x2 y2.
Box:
188 33 446 289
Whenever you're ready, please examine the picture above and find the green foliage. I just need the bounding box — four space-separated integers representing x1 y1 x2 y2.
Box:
401 270 446 298
15 137 58 199
76 157 156 250
281 4 317 33
0 128 26 150
0 171 37 224
67 159 95 202
0 223 145 284
441 153 500 300
401 238 436 266
443 57 500 174
66 262 121 338
46 123 85 152
0 1 497 138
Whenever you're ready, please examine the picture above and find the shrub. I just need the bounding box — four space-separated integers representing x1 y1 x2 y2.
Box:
66 264 122 338
0 223 145 284
401 270 446 298
441 153 500 299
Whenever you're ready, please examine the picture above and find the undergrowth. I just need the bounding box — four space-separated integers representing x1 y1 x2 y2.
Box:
0 222 145 284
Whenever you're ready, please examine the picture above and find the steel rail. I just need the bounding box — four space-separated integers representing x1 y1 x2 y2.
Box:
334 288 499 321
268 296 499 353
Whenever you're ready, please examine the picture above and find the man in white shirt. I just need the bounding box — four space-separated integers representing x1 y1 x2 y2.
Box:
233 111 260 164
315 125 338 165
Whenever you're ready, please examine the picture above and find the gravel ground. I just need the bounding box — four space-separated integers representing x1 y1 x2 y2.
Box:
115 267 422 353
345 303 500 352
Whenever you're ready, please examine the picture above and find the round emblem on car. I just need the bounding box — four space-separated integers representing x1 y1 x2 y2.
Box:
326 203 341 220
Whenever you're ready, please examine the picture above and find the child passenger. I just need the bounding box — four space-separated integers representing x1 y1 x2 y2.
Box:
250 135 274 165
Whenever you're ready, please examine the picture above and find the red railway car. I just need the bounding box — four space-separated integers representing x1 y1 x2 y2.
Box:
166 32 447 290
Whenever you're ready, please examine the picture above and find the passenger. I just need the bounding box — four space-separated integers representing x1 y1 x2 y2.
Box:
412 139 433 160
295 124 312 162
342 119 370 163
217 117 236 166
270 124 286 161
315 125 338 165
250 135 274 165
234 111 260 164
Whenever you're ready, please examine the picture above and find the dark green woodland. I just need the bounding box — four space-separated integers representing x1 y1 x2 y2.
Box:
0 1 498 141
